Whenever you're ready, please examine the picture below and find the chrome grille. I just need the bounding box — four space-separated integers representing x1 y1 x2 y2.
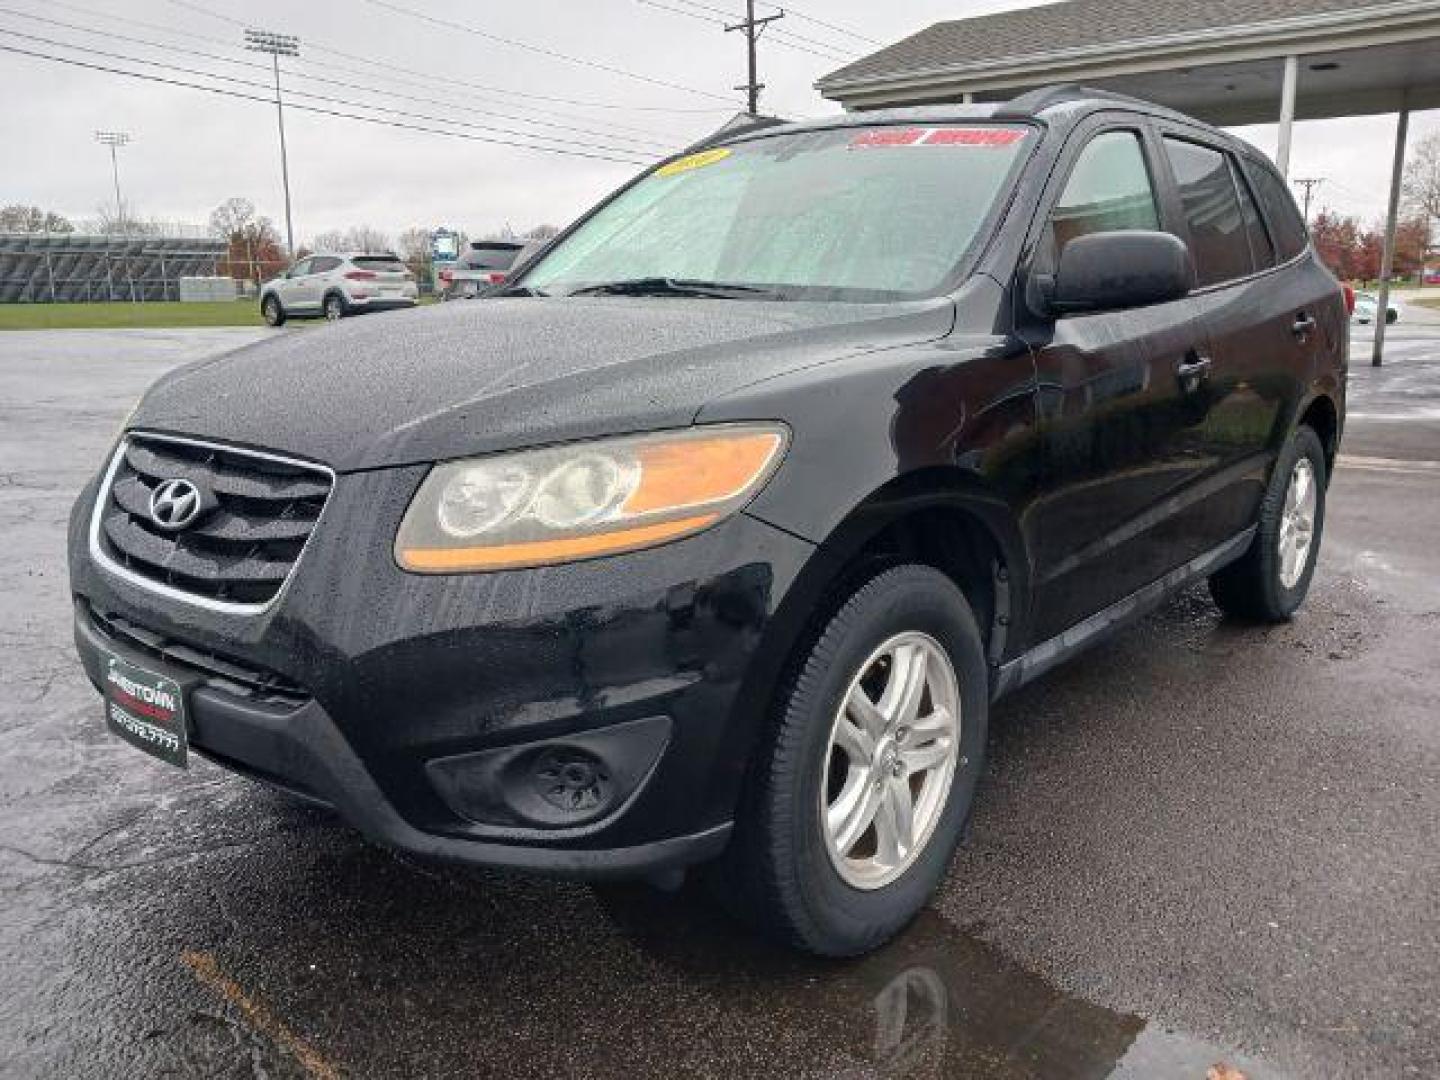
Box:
92 433 332 610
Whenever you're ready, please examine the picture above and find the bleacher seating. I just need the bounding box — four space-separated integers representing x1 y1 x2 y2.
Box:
0 234 228 303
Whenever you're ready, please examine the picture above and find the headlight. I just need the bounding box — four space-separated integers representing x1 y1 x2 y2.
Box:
395 423 788 572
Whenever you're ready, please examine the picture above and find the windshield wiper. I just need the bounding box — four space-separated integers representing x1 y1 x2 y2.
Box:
565 277 779 299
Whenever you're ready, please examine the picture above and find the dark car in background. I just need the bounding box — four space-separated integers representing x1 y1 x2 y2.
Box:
69 86 1345 956
438 240 527 299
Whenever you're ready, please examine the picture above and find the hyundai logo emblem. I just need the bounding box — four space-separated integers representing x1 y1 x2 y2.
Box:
148 478 204 531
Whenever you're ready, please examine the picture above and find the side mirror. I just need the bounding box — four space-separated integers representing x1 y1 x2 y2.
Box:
1050 230 1195 315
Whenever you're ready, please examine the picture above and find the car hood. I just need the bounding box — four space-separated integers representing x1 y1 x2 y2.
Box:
129 295 954 471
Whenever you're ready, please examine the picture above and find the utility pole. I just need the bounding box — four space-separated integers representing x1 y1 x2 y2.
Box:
1292 177 1325 224
725 1 783 115
94 131 130 233
244 28 300 257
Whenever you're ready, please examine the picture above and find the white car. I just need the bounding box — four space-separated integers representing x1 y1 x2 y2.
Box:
1353 291 1402 325
261 252 418 326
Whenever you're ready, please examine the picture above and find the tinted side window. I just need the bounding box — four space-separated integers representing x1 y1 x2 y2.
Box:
1229 159 1274 269
1244 157 1308 261
289 258 313 276
1163 138 1252 286
1050 130 1160 251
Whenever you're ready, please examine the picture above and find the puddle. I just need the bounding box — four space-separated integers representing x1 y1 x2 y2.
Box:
592 885 1283 1079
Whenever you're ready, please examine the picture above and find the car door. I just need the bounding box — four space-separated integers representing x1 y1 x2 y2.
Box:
1017 118 1219 641
1151 128 1303 542
306 256 343 305
290 256 330 311
278 257 313 310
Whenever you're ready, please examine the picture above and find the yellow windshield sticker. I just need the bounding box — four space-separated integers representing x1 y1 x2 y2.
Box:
656 147 731 177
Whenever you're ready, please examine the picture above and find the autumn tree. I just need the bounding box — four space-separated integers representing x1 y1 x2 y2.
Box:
1310 210 1361 279
208 197 286 285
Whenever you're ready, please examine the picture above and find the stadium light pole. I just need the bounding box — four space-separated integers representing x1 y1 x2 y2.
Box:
244 29 299 257
94 130 130 233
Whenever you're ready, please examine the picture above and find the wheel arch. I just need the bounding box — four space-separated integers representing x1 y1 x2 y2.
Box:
708 466 1028 842
1296 391 1341 478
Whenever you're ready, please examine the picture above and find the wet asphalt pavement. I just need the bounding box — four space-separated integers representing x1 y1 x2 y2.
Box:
1 323 1437 1079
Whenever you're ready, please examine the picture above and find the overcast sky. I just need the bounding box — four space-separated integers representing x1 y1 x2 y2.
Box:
3 0 1436 245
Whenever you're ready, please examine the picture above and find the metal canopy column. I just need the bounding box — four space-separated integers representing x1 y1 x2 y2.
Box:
1373 97 1410 368
1276 54 1299 178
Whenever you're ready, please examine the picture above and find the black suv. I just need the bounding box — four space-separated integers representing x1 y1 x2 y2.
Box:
69 87 1345 956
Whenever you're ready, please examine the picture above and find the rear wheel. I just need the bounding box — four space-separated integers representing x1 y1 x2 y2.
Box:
261 294 285 327
323 293 346 321
1209 425 1327 622
717 564 988 956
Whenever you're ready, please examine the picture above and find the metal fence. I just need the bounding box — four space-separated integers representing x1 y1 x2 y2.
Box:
0 234 228 303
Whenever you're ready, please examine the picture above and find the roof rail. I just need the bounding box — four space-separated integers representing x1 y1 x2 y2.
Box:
679 111 790 155
992 84 1141 119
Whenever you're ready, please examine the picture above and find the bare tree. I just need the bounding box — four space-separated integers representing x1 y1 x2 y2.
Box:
311 229 347 253
0 205 74 233
525 223 560 240
397 226 433 280
343 225 394 253
1403 131 1440 228
208 197 257 240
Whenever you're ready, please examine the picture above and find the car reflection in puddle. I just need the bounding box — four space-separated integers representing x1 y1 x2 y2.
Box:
593 885 1279 1079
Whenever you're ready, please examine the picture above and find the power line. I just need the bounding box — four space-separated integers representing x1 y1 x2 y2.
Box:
0 28 666 159
0 43 652 164
767 3 882 46
357 0 736 102
0 9 679 150
50 0 734 117
637 0 856 62
1 29 664 159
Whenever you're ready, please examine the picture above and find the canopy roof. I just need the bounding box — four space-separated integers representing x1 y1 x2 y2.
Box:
817 0 1440 123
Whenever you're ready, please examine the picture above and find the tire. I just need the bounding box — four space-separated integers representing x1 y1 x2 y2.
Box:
1209 425 1327 622
1386 308 1398 325
261 293 285 327
323 292 347 321
716 564 989 956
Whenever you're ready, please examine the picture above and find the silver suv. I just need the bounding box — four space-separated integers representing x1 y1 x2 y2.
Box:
260 252 418 325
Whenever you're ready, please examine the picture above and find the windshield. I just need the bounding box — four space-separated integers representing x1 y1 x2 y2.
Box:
521 123 1034 302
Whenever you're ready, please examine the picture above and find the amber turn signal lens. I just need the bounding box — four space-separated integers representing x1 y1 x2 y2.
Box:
399 513 720 572
624 432 783 515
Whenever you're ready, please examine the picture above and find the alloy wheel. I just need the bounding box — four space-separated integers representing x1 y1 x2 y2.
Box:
819 632 961 890
1278 457 1317 589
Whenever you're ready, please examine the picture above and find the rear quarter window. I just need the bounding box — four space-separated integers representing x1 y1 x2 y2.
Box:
1243 157 1308 262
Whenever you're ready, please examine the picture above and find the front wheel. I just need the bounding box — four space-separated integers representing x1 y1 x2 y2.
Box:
261 294 285 327
717 564 989 956
1209 425 1327 622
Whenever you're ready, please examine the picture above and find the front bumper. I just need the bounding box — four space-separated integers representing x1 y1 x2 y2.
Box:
68 461 816 876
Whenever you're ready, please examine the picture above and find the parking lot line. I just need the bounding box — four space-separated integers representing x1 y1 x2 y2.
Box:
180 949 340 1080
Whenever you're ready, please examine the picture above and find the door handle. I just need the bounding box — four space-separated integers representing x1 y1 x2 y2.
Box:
1292 312 1317 337
1177 355 1212 379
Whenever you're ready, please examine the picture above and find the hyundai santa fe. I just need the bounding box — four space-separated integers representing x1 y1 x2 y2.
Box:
69 87 1346 956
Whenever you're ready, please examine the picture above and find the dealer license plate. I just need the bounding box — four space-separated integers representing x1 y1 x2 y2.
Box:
102 652 188 768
